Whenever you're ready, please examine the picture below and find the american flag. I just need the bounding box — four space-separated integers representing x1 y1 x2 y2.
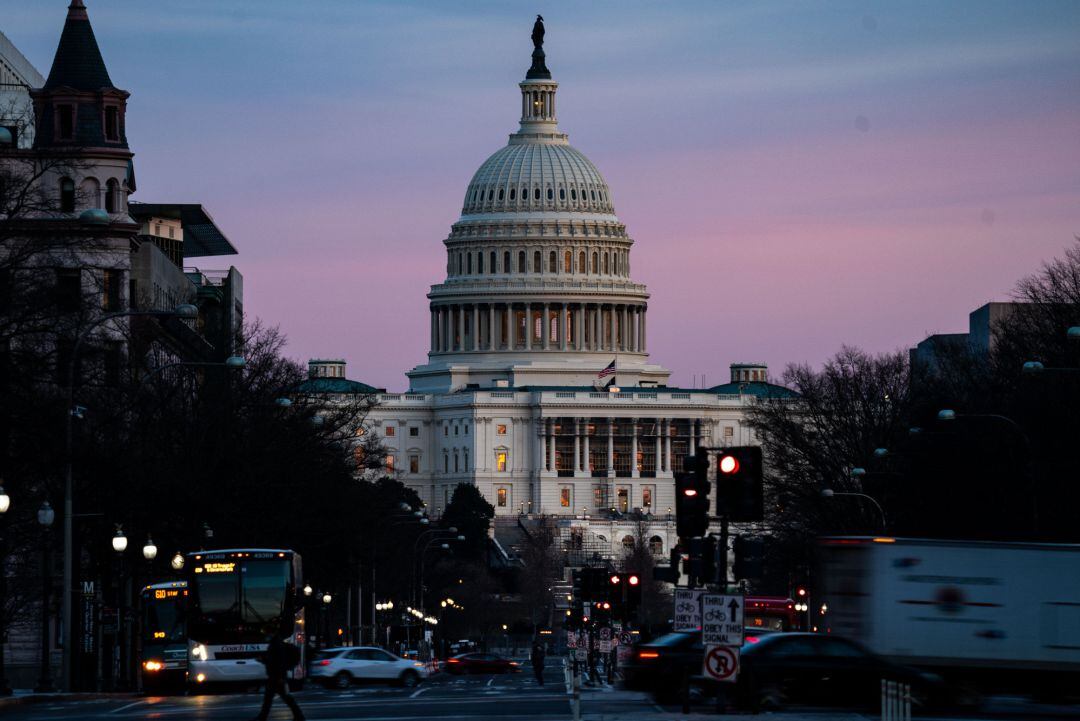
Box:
597 359 616 379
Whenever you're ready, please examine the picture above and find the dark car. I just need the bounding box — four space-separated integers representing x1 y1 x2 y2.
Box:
621 631 701 701
737 633 945 711
444 652 521 675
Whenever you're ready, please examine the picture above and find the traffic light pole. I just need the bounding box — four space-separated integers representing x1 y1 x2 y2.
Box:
719 515 729 593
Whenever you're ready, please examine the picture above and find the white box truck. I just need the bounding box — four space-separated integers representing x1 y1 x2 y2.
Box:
819 537 1080 694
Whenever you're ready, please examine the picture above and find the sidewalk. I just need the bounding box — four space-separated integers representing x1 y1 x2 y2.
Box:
0 689 139 709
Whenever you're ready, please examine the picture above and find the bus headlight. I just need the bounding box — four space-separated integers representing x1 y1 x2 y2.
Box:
191 644 208 661
195 673 206 683
143 660 163 672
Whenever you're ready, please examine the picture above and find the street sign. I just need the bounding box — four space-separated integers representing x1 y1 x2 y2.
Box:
702 593 744 646
703 644 739 683
567 635 577 649
575 647 586 661
673 589 703 631
619 630 633 646
599 627 612 653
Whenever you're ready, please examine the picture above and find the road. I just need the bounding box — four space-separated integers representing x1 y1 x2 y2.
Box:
2 660 570 721
5 659 1079 721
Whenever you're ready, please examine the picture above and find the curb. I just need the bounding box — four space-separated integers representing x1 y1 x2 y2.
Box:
0 691 140 708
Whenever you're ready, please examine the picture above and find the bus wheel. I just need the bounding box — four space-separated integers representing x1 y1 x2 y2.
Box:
332 672 352 690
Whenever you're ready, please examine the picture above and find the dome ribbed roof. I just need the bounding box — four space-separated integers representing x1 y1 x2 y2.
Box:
461 142 615 215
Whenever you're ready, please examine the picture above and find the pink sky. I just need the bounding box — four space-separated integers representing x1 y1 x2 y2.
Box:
6 1 1079 389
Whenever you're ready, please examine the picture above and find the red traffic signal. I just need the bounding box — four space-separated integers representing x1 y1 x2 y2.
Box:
610 574 621 585
718 454 740 474
628 574 640 586
796 587 807 597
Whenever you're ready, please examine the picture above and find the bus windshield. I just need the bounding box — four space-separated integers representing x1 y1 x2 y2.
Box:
190 556 292 640
143 589 187 643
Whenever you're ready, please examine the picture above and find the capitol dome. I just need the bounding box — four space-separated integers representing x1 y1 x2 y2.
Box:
461 142 615 217
407 22 671 393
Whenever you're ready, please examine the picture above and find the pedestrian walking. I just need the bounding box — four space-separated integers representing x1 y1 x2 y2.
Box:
530 638 546 685
252 628 305 721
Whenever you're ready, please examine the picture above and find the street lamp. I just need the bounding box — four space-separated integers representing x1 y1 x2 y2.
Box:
0 486 9 514
0 484 9 696
303 584 313 597
35 502 55 692
142 536 157 561
821 489 887 533
170 553 184 571
61 303 197 690
322 593 332 605
112 527 128 553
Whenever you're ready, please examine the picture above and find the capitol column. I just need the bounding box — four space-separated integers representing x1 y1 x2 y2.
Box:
542 303 550 350
609 306 617 353
472 305 480 351
583 422 591 476
577 304 585 349
641 310 647 353
573 419 581 475
525 303 532 350
664 419 672 474
430 308 436 352
606 418 615 478
488 304 496 350
654 420 662 476
689 420 697 456
560 303 568 350
534 416 546 480
630 417 639 479
455 302 464 349
548 419 556 473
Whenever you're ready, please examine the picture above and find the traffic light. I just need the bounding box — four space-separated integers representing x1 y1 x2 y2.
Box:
732 536 765 580
688 536 717 585
624 572 642 620
676 453 711 538
716 446 764 521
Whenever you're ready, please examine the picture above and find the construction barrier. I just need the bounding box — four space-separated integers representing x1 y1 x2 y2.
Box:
881 679 911 721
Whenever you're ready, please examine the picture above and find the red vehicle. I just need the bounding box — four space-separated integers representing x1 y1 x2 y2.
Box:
444 652 520 674
744 596 797 632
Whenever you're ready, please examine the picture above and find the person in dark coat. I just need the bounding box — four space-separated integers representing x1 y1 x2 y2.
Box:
530 639 546 685
252 629 305 721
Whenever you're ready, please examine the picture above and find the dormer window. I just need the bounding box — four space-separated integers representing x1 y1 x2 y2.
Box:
509 188 516 201
56 105 74 140
104 106 119 141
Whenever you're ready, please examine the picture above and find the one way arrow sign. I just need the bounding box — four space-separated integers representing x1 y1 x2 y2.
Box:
702 593 744 646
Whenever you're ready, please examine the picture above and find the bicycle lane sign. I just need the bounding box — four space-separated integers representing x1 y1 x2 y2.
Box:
673 589 703 631
703 645 740 683
701 593 744 646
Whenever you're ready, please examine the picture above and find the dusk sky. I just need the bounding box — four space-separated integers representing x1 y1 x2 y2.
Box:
5 0 1079 390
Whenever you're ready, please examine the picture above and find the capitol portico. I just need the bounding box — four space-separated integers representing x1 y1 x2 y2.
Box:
311 22 795 559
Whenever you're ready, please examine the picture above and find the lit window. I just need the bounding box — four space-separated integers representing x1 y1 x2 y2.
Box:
724 426 734 438
579 251 585 273
623 535 634 548
385 426 395 437
565 250 572 272
591 252 598 274
560 487 571 507
497 424 507 435
409 455 419 474
497 487 507 506
642 487 653 508
409 427 419 437
386 455 395 471
496 452 507 472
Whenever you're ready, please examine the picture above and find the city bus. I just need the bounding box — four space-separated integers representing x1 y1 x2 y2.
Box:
140 581 188 692
744 596 798 633
185 549 306 690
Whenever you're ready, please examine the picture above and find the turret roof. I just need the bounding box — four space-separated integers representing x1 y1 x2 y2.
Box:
43 1 114 92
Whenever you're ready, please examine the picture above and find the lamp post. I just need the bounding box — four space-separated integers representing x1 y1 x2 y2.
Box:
35 502 56 692
0 485 10 696
410 528 457 606
821 489 887 533
111 527 129 689
417 538 461 611
61 303 198 690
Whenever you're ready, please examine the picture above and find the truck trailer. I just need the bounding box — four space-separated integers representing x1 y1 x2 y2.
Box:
818 536 1080 696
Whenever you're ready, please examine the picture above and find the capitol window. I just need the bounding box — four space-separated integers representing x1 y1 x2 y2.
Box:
578 251 585 273
386 455 395 471
591 252 598 273
496 424 507 435
385 426 395 437
498 188 504 201
560 188 566 201
560 487 572 507
409 455 420 474
533 187 540 200
496 452 508 472
547 188 553 201
488 189 494 201
504 251 510 273
533 251 541 273
409 427 419 437
603 253 609 274
496 487 507 506
510 188 516 200
477 253 483 273
467 254 472 274
565 250 572 272
518 251 526 273
490 251 496 273
549 251 556 272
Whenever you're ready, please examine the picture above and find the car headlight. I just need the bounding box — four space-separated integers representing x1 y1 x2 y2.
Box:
191 644 208 661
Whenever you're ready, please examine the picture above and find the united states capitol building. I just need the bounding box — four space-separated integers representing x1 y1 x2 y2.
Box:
309 26 794 560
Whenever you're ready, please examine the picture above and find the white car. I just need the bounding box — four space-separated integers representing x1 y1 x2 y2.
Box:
309 646 429 689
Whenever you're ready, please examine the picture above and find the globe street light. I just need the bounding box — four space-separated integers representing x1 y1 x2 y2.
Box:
0 485 9 696
170 553 184 571
0 486 9 514
112 527 128 553
821 489 887 533
303 584 313 597
142 536 158 561
36 502 55 692
322 593 332 605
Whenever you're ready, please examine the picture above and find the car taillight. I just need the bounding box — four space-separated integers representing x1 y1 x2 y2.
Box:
746 636 761 644
318 660 331 666
638 651 659 659
448 658 460 663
